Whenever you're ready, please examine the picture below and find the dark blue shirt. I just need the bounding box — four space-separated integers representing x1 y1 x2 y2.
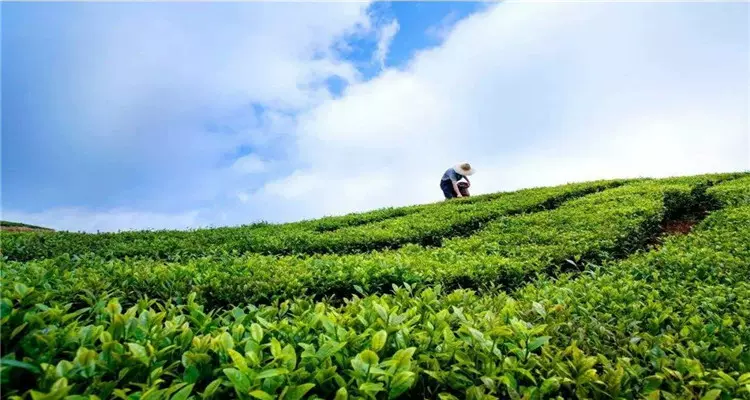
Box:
441 168 465 182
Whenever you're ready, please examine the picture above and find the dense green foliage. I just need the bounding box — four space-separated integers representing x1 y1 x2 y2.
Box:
2 179 707 310
0 180 627 262
1 172 748 399
2 197 749 399
707 176 750 207
0 207 415 263
302 208 419 233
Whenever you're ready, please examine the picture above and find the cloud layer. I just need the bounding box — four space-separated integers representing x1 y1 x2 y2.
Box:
258 2 748 217
3 2 748 232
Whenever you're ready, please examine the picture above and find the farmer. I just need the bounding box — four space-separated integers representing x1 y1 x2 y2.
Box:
440 162 475 199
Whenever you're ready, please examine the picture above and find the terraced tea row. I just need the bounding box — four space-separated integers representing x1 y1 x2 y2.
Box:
247 180 638 257
0 206 417 262
1 179 629 262
3 178 721 310
3 193 748 399
707 175 750 207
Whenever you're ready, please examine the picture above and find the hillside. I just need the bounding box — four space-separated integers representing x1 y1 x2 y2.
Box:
2 172 749 399
0 220 53 232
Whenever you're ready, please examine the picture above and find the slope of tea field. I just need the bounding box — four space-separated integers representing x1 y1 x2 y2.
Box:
0 221 53 233
1 172 749 400
1 179 629 261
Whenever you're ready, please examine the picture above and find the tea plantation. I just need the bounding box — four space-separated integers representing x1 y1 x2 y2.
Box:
2 172 749 399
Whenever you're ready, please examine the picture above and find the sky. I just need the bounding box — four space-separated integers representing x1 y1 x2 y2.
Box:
1 1 748 232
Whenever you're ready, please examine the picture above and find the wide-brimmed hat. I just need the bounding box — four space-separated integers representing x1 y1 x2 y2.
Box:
453 162 475 176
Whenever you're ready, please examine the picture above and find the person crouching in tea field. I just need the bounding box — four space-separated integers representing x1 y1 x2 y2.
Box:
440 162 475 199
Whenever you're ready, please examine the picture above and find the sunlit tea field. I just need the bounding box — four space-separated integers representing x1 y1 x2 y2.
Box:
2 172 749 399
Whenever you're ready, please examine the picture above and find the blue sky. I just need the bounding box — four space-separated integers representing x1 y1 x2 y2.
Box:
2 1 748 232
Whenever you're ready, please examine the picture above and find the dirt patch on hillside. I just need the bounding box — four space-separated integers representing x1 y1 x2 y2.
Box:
645 218 700 250
662 219 697 236
1 226 53 233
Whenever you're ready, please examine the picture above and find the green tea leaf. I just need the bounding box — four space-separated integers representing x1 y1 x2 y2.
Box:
223 368 251 395
389 371 416 399
0 299 12 319
701 390 722 400
270 338 282 359
1 359 41 374
10 323 27 339
223 349 246 375
183 365 200 384
334 387 348 400
532 302 546 317
256 368 289 380
170 383 194 400
14 283 31 298
374 303 389 322
218 332 234 351
127 343 149 365
29 378 70 400
249 390 274 400
281 383 315 400
202 378 223 399
527 336 551 351
643 375 663 392
282 344 297 370
359 350 379 366
250 323 263 343
359 382 384 395
540 377 560 394
316 341 347 359
372 330 387 352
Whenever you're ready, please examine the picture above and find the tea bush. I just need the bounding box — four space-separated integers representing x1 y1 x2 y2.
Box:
707 175 750 207
0 179 723 311
1 172 748 399
1 180 628 262
2 203 748 399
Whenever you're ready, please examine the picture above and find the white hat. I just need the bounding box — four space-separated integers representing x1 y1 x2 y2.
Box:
453 162 476 176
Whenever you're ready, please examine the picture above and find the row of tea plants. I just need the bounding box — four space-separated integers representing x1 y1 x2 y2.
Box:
1 180 632 262
2 201 748 399
2 178 732 312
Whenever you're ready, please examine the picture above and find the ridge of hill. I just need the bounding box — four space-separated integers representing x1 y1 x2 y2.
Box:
0 220 53 232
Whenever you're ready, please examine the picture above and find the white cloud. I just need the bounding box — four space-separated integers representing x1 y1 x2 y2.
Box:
263 172 324 200
374 19 400 68
6 2 748 232
255 2 748 216
232 154 267 175
29 2 378 171
262 170 393 215
425 11 460 41
236 192 250 204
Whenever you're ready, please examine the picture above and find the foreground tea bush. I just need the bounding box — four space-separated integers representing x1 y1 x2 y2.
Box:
2 204 749 399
